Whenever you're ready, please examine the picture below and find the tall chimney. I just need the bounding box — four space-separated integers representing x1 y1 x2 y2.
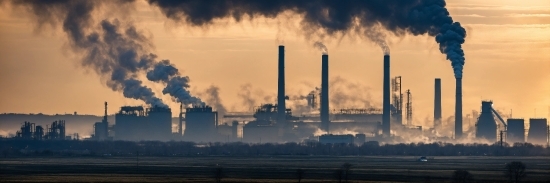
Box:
178 103 183 135
321 54 329 133
103 101 108 123
434 78 442 130
382 55 391 136
278 45 286 125
455 78 463 139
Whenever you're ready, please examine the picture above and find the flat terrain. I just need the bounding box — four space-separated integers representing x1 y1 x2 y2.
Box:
1 156 549 182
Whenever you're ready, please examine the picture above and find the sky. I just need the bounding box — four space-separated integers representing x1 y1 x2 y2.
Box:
0 0 549 128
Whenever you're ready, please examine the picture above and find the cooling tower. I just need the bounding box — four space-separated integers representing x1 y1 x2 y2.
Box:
321 54 329 133
278 45 286 124
382 55 391 136
434 78 442 129
527 118 548 145
455 78 463 139
507 118 525 143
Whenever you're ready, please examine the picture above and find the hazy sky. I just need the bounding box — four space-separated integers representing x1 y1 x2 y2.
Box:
0 0 549 127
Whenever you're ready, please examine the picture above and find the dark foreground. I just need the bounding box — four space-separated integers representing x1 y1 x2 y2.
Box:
1 156 550 182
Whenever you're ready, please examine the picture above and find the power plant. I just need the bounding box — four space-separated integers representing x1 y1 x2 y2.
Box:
7 46 549 146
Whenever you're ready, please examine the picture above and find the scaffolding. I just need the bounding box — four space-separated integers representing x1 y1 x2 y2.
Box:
391 76 403 124
406 89 413 125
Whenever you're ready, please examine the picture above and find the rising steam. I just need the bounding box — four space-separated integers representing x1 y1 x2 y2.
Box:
313 41 328 55
148 0 466 78
9 0 203 107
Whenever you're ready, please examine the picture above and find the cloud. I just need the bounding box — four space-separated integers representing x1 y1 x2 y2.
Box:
454 14 486 18
505 13 550 17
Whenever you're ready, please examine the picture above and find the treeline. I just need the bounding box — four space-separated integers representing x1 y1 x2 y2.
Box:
1 139 548 157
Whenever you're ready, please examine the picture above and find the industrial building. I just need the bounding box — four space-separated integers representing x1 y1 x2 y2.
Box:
475 101 506 142
16 120 66 140
527 118 548 145
506 118 525 143
92 102 110 141
184 105 218 142
114 105 172 141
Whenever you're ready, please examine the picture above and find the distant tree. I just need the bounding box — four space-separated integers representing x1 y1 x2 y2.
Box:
341 163 353 183
334 168 343 183
296 168 305 183
451 170 474 183
505 161 526 183
214 166 223 183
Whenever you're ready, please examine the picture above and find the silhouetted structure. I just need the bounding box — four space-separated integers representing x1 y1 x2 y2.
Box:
391 76 403 125
278 45 286 126
527 118 548 145
93 102 109 141
507 118 525 143
16 121 34 140
475 101 506 142
321 54 329 133
455 78 463 139
114 106 172 141
382 55 391 137
46 120 65 140
434 78 442 130
184 105 218 142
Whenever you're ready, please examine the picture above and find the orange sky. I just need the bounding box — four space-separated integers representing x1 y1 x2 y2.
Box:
0 0 549 128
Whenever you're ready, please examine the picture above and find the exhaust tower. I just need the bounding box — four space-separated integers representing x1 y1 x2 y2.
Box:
278 45 286 125
382 55 391 136
434 78 442 130
321 54 329 133
455 78 463 139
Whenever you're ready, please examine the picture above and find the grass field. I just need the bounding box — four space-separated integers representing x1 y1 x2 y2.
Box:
1 156 549 182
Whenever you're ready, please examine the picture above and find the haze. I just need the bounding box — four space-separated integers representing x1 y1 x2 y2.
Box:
0 0 549 127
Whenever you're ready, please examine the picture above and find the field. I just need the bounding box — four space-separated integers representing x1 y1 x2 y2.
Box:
1 156 549 182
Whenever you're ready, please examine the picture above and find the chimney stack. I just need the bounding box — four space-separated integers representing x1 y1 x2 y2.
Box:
382 55 391 136
278 45 286 125
179 103 183 135
103 101 108 123
434 78 442 130
455 78 463 139
321 54 329 133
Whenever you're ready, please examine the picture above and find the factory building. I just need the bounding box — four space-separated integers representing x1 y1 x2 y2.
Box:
184 105 218 142
527 118 548 145
506 118 525 143
475 101 506 142
114 106 172 141
16 120 65 140
92 102 110 141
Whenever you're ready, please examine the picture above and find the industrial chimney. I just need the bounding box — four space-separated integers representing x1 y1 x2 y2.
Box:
382 55 391 137
278 45 286 125
321 54 329 133
455 78 463 139
434 78 442 130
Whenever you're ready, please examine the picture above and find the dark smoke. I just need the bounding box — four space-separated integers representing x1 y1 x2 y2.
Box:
146 60 204 106
148 0 466 78
10 0 203 107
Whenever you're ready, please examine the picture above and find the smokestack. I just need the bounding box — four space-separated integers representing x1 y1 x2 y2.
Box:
382 55 391 136
321 54 329 133
434 78 442 130
455 78 463 139
278 45 286 125
103 101 108 123
179 103 183 135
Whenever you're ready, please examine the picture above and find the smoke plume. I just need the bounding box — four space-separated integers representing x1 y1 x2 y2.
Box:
313 41 328 55
10 0 203 107
148 0 466 77
203 85 227 117
146 60 204 106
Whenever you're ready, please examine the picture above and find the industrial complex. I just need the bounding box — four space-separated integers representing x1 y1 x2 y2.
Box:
10 46 550 146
